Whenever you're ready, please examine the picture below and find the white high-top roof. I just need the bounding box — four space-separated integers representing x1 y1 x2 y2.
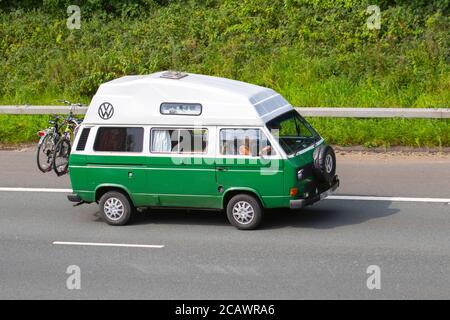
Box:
84 71 294 126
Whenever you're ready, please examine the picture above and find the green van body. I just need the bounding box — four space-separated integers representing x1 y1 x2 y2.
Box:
69 145 318 210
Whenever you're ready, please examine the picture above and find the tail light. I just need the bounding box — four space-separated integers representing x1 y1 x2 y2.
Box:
37 131 46 137
289 187 298 197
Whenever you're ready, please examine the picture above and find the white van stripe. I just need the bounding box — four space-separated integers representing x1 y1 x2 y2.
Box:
0 187 449 203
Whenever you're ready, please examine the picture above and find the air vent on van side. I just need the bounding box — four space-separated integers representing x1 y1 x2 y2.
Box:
160 71 188 80
76 128 91 151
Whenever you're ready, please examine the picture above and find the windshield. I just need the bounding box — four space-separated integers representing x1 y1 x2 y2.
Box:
266 110 320 155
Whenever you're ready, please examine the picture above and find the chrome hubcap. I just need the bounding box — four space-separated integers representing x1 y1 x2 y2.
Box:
104 197 125 221
325 154 333 173
232 201 255 225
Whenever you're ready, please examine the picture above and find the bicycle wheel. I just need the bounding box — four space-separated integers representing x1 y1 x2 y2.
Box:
52 138 71 176
36 133 55 173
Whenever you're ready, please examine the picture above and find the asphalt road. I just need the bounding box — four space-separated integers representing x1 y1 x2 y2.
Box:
0 149 449 299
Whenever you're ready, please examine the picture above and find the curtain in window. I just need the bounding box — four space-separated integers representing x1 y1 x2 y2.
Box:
152 130 171 152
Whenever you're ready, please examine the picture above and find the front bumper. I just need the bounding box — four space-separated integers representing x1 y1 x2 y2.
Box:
290 176 339 209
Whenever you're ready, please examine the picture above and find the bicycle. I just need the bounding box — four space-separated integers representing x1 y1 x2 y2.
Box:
36 114 62 173
52 100 84 176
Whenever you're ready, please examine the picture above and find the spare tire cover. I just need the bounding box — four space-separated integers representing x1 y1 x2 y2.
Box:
313 144 336 184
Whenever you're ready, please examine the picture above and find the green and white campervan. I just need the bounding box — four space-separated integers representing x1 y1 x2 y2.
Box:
68 71 339 229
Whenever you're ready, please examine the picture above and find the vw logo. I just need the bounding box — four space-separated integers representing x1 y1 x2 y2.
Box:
98 102 114 120
325 154 333 173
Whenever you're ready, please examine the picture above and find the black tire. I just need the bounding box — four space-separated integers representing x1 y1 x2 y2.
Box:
226 194 263 230
99 191 134 226
36 133 55 173
313 144 336 184
53 138 71 176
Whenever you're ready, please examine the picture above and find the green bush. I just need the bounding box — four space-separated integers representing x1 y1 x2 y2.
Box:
308 118 449 148
0 1 448 146
0 0 448 107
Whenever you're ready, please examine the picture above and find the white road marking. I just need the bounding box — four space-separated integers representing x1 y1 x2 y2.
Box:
0 187 72 193
0 187 449 203
53 241 164 249
327 195 450 203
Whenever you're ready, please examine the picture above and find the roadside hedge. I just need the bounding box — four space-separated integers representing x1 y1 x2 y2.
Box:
0 0 448 107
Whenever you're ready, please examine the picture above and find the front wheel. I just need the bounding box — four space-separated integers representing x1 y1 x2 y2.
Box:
226 194 263 230
52 138 71 176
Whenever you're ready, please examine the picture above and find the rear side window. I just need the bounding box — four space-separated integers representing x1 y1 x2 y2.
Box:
94 127 143 152
76 128 90 151
151 128 208 153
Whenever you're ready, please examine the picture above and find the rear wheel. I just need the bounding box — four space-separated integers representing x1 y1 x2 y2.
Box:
36 133 55 173
226 194 263 230
53 138 71 176
99 191 133 226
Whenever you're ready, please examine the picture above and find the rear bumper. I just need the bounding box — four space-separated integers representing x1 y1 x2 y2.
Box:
290 177 339 209
67 194 82 203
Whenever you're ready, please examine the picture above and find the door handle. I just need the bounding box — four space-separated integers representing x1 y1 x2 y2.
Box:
217 167 228 172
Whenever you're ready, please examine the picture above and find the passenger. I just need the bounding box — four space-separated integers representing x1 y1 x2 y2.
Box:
238 138 251 156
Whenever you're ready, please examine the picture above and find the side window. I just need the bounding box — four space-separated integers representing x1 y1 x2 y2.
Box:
219 128 275 157
76 128 91 151
151 128 208 154
94 127 143 152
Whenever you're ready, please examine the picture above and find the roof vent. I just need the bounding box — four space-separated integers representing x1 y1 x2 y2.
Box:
160 71 188 80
